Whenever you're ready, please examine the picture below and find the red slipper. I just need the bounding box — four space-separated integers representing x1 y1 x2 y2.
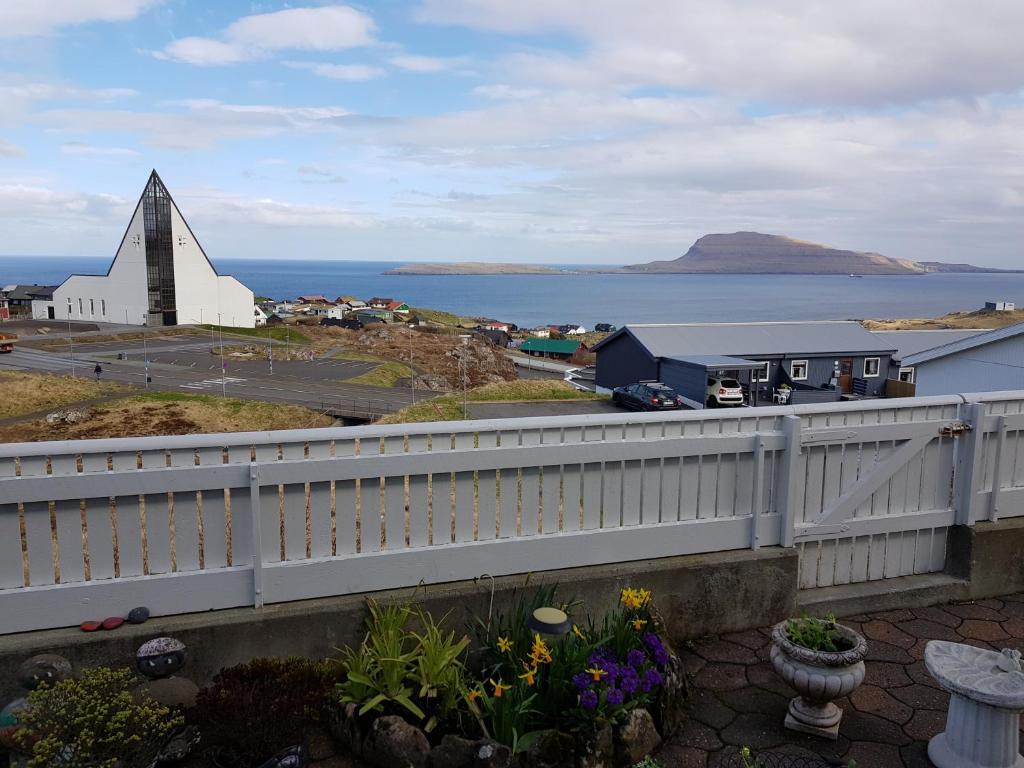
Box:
80 620 101 632
101 617 124 630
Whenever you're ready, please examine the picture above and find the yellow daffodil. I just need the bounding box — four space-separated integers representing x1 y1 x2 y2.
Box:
518 665 537 686
489 679 512 698
572 624 587 640
620 586 653 609
496 636 513 653
631 618 648 631
467 689 481 702
530 633 553 664
586 666 607 682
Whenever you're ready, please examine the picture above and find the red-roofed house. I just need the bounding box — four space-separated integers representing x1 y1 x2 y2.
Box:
297 294 330 304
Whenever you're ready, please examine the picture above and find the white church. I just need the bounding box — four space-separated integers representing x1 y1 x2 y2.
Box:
37 171 257 328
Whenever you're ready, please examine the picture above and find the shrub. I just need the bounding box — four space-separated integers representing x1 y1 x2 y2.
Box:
336 599 470 733
193 656 337 767
13 666 181 768
785 613 851 652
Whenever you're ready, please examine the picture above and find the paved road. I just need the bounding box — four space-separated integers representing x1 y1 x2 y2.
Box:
0 343 416 418
467 399 620 420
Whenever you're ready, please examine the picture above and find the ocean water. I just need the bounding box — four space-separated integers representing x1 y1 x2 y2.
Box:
2 255 1022 328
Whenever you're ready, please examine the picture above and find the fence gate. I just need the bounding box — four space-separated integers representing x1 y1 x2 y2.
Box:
787 405 967 589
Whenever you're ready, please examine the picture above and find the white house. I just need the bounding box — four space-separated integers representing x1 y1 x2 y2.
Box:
253 306 268 326
50 170 255 327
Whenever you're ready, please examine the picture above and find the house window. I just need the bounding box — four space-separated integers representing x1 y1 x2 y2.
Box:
790 359 808 381
863 357 881 377
67 298 72 315
898 367 915 384
101 299 106 316
89 299 95 316
752 361 771 382
78 298 83 316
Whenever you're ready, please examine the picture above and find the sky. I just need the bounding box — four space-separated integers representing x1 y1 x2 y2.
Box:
0 2 1022 266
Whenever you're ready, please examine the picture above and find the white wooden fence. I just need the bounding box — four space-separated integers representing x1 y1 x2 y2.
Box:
2 391 1023 635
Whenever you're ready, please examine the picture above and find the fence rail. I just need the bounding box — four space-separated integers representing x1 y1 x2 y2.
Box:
2 391 1024 634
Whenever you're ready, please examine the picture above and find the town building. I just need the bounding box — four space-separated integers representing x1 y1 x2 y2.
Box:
3 285 55 318
985 301 1016 312
593 321 898 407
0 296 8 321
520 337 585 360
39 171 255 327
297 295 330 305
880 323 1024 396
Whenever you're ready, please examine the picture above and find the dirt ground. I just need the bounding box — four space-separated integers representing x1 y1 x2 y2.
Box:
862 307 1024 330
0 392 334 441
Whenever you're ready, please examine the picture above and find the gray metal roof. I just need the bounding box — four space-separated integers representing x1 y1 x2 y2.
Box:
599 321 892 358
902 322 1024 366
871 329 988 361
664 355 764 370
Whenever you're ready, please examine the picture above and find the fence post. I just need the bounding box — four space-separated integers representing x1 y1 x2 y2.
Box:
249 463 265 609
954 401 984 526
750 433 765 550
777 415 802 548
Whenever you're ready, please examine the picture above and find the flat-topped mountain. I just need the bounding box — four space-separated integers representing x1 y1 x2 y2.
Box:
625 232 926 275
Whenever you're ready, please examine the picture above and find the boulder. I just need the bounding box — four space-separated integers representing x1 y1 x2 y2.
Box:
427 735 475 768
575 723 613 768
362 716 430 768
522 730 575 768
473 740 511 768
614 709 661 766
16 654 73 691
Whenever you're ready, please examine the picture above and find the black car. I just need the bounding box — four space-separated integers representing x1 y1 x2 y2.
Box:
611 382 685 411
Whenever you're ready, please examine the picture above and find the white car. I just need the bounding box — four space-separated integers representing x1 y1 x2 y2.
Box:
707 376 744 407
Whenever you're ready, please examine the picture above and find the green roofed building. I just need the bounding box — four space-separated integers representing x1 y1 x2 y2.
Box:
520 337 584 360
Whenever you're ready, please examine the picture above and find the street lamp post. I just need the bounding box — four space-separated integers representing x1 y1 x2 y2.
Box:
409 328 415 404
67 309 76 379
217 313 226 397
459 334 470 418
142 316 149 389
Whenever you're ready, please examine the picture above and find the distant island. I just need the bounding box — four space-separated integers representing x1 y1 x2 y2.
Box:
385 232 1018 276
385 262 567 275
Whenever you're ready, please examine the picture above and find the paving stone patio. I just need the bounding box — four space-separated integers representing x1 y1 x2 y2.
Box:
656 594 1024 767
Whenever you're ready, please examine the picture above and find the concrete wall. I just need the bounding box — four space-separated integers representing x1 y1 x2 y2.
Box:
0 548 796 703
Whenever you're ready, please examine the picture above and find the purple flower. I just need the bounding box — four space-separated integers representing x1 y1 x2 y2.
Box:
580 689 598 710
644 668 663 688
601 661 620 681
627 648 646 668
606 688 624 706
643 633 664 652
620 674 639 694
653 648 671 667
572 672 592 691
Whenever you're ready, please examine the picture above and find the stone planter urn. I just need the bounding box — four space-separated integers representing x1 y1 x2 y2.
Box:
770 619 867 739
925 641 1024 768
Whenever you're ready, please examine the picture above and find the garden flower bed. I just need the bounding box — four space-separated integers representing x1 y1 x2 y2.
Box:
0 584 686 768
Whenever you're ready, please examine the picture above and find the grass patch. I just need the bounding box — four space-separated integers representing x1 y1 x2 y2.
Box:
408 306 472 327
347 361 416 388
0 371 130 419
0 391 333 441
200 324 311 344
377 380 605 424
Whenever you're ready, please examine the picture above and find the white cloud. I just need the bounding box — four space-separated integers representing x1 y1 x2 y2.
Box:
285 61 385 81
417 1 1024 106
391 54 459 73
60 142 139 157
157 38 249 66
0 139 24 157
157 5 376 65
0 0 160 39
40 100 353 150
